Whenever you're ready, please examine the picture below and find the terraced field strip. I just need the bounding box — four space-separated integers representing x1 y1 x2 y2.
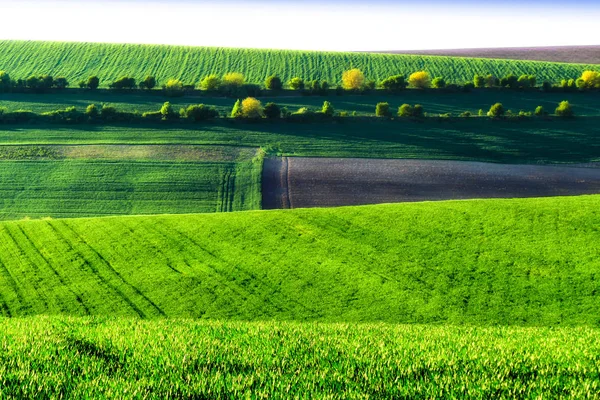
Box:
0 40 598 86
2 317 600 398
263 157 600 208
0 195 599 324
0 145 262 219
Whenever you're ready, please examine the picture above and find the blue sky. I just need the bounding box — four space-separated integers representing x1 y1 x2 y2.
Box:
0 0 598 51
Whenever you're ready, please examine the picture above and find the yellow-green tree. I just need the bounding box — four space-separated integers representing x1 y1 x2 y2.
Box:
241 97 263 119
342 69 365 90
408 71 431 89
580 71 600 89
223 72 245 87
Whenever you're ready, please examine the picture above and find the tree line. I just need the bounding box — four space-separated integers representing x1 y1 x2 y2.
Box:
0 70 598 96
0 98 576 125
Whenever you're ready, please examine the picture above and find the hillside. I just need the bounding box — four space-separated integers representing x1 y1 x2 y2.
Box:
0 41 598 87
381 45 600 65
1 195 599 324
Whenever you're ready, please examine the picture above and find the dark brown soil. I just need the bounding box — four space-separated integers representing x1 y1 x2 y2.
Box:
372 46 600 64
262 158 600 209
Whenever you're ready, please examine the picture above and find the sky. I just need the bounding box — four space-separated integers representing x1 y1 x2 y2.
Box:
0 0 598 51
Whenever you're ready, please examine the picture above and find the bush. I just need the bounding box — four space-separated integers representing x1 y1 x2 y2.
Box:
555 100 574 117
487 103 505 118
141 110 163 121
379 75 407 92
288 77 304 90
321 101 334 117
462 82 474 92
41 106 84 123
534 106 546 116
163 79 184 97
342 69 365 90
139 76 157 90
110 76 136 90
87 76 100 90
241 97 263 119
579 71 600 89
398 104 413 117
500 75 518 89
542 81 552 92
413 105 424 118
485 74 498 88
86 104 99 119
375 102 391 117
263 102 281 119
473 75 485 88
54 77 69 89
432 77 446 89
184 104 219 121
460 111 472 117
408 71 430 89
0 71 11 91
223 73 245 88
265 75 283 91
100 104 118 121
231 99 242 118
200 75 221 91
160 102 178 120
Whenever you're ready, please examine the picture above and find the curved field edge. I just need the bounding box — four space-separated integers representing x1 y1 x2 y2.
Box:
1 40 599 87
1 317 599 399
0 195 599 324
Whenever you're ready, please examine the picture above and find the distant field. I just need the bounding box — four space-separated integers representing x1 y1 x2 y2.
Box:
383 45 600 65
2 90 600 117
0 118 598 164
0 41 598 87
1 195 599 324
2 317 599 399
0 145 261 219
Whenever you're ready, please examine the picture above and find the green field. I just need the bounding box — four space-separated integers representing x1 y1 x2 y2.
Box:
2 317 599 399
0 145 261 219
0 41 598 87
2 89 600 116
0 118 598 163
1 195 599 324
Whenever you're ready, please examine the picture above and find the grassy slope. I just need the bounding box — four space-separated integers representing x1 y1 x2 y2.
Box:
0 41 598 86
1 195 599 324
0 146 262 219
0 118 598 163
2 90 600 116
2 317 599 399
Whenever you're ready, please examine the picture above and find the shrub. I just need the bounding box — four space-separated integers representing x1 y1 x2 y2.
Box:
517 75 531 89
321 101 334 117
487 103 505 118
78 81 86 89
0 71 11 91
408 71 430 89
579 71 600 89
460 111 472 117
478 109 485 116
398 104 413 117
160 102 178 120
342 69 365 90
555 100 574 117
184 104 219 121
231 99 242 118
42 106 84 123
139 76 157 90
163 79 184 97
413 105 424 118
288 77 304 90
365 80 376 91
534 106 546 116
223 73 245 88
200 75 221 91
141 111 163 121
54 77 69 89
379 75 407 92
432 77 446 89
542 81 553 92
110 76 136 90
485 74 497 88
473 75 485 88
100 104 118 120
462 82 474 92
263 102 281 119
265 75 283 91
85 104 99 119
375 102 391 117
500 75 518 89
241 97 263 119
87 76 100 90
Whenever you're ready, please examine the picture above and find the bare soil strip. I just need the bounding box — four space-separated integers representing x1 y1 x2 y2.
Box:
262 158 600 209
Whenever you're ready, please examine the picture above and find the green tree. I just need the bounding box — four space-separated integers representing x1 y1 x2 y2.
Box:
184 104 219 121
473 75 485 88
534 106 546 116
555 101 574 117
487 103 505 118
288 77 304 90
160 102 177 120
432 77 446 89
380 75 407 92
413 104 424 118
140 76 157 90
263 102 281 119
85 104 99 119
265 75 283 91
87 76 100 90
375 102 391 117
200 75 221 91
231 99 243 118
321 101 334 117
398 104 413 117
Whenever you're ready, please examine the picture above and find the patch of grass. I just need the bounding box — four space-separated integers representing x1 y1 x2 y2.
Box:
0 146 261 219
0 195 599 324
0 40 597 87
0 317 599 398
